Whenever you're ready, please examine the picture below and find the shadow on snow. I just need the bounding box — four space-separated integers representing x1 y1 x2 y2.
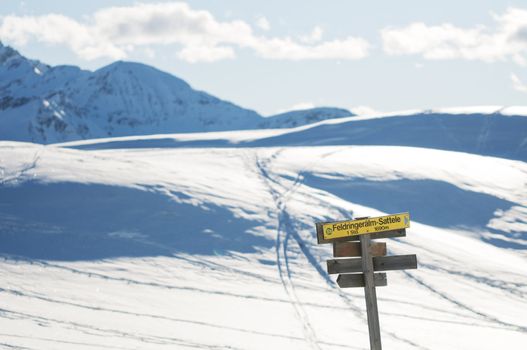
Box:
69 114 527 162
303 174 526 249
0 182 272 261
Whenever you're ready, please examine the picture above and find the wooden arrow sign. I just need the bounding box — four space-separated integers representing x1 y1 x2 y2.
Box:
327 254 417 275
337 273 387 288
333 241 387 258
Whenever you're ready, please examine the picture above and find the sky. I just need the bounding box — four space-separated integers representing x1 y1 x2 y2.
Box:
0 0 526 116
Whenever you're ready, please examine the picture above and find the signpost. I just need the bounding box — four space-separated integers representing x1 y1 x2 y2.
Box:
333 241 386 258
316 212 410 243
315 212 417 350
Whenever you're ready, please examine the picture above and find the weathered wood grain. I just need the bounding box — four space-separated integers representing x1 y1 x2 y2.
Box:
333 241 387 257
336 273 387 288
327 254 418 275
360 234 382 350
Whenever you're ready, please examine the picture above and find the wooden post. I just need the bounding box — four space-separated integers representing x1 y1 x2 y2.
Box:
360 234 382 350
316 213 416 348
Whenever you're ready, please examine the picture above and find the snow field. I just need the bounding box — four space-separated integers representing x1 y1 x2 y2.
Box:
0 141 526 349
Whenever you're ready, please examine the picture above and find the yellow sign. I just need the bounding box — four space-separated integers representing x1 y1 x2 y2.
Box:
322 213 410 240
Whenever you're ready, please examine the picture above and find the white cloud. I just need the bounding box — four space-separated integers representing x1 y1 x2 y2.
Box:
300 25 323 44
0 2 370 63
511 73 527 92
143 47 156 59
512 53 527 66
252 36 369 60
0 13 126 59
93 3 254 47
381 7 527 64
256 16 270 31
177 45 235 63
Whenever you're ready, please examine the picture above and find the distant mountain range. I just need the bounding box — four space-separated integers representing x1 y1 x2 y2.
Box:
0 42 353 144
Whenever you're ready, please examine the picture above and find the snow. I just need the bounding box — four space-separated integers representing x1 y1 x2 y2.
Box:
431 106 504 115
259 107 354 128
0 135 526 349
54 109 527 164
1 41 527 350
501 106 527 117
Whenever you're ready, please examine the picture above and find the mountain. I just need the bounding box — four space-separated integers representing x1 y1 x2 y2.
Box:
0 43 261 143
0 42 353 143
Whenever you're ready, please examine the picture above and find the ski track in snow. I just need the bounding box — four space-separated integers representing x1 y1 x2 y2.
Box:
418 263 527 300
254 150 322 350
0 307 251 350
0 286 361 350
254 150 430 350
0 286 338 345
476 114 492 153
394 238 527 302
0 256 312 306
252 147 527 348
0 150 40 185
402 270 527 333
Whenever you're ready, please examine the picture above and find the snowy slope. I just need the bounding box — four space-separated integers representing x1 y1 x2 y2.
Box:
250 110 527 161
0 43 352 143
0 130 526 349
60 108 527 162
258 107 353 129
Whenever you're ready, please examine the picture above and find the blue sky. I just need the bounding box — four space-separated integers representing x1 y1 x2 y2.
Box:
1 0 526 115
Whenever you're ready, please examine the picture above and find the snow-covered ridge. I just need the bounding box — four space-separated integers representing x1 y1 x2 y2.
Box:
431 106 527 116
56 107 527 162
0 42 352 143
258 107 352 128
